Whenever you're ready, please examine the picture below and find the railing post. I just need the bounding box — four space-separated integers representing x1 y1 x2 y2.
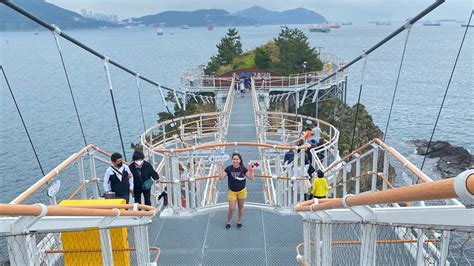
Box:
439 230 450 266
382 150 389 191
360 223 377 266
371 147 379 192
170 155 180 212
133 218 151 266
98 213 118 266
302 217 312 265
342 165 347 197
89 152 99 198
347 205 376 266
189 155 196 209
7 204 47 266
355 157 361 194
78 156 87 199
415 229 425 265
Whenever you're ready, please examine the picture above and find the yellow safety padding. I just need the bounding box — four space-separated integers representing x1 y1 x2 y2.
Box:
59 199 130 266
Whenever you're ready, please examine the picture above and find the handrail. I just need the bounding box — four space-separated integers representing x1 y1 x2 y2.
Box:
11 144 94 204
294 172 473 212
0 203 157 217
45 247 161 263
320 138 433 184
152 141 311 153
11 144 128 205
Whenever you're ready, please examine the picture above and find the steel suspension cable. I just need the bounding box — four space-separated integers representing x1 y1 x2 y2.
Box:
420 10 473 172
135 74 147 132
51 27 87 146
383 24 412 142
0 0 213 101
102 58 127 161
350 55 368 153
1 65 45 176
301 0 445 92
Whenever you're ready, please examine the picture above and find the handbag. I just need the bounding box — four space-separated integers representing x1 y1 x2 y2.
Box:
137 167 154 190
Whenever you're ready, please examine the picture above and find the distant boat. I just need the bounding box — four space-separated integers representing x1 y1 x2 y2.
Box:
376 21 391 26
328 22 341 29
341 22 352 25
423 21 441 26
309 24 330 33
461 24 473 28
181 25 189 29
156 23 165 35
207 24 214 31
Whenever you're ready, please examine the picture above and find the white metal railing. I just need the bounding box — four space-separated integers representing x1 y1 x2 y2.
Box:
142 79 235 214
295 169 474 266
0 203 158 266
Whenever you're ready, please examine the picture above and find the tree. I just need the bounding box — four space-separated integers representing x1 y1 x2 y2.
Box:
204 28 242 75
254 47 271 69
274 28 323 75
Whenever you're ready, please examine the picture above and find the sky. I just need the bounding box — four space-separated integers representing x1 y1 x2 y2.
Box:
46 0 472 21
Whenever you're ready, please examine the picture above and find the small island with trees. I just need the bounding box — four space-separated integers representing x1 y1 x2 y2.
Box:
156 27 383 155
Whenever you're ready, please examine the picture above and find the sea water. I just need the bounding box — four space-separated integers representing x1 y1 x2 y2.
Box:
0 23 472 202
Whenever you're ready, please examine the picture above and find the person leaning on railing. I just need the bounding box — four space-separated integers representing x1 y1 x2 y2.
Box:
129 150 159 206
219 153 255 230
103 153 133 203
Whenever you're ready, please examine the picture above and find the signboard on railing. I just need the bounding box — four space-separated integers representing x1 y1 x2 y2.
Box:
47 180 61 198
208 153 230 164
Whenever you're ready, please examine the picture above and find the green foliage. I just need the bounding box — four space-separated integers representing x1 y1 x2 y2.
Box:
254 47 271 69
274 28 323 75
204 28 243 75
233 51 256 70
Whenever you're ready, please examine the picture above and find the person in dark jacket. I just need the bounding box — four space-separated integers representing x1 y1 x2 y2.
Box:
103 153 133 203
129 150 159 206
158 187 168 207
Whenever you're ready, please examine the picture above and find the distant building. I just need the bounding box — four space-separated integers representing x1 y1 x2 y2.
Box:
80 8 119 23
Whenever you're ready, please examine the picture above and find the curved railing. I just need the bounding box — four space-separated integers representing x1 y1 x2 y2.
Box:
293 170 474 265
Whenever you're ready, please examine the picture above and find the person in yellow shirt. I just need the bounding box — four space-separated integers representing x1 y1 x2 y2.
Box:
311 170 329 199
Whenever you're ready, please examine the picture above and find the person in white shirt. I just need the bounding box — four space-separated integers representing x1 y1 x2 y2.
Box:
311 122 321 141
103 152 133 203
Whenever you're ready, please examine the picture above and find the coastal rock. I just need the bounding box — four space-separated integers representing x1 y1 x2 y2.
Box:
412 139 474 178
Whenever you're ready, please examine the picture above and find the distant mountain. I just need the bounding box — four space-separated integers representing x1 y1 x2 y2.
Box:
234 6 327 25
0 0 117 31
134 9 257 27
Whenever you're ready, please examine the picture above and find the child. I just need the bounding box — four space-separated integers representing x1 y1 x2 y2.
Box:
158 187 168 208
311 170 329 199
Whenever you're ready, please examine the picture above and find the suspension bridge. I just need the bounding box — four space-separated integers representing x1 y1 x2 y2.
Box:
0 0 473 265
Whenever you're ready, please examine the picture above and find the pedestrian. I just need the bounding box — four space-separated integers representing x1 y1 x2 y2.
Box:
219 153 255 230
311 122 321 142
158 186 168 208
129 150 159 206
311 170 329 199
239 80 245 97
103 153 133 203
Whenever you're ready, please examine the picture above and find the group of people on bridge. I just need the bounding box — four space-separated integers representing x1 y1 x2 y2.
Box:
101 121 328 230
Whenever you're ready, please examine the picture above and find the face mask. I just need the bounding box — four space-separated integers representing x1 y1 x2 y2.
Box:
135 160 143 166
116 162 123 168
